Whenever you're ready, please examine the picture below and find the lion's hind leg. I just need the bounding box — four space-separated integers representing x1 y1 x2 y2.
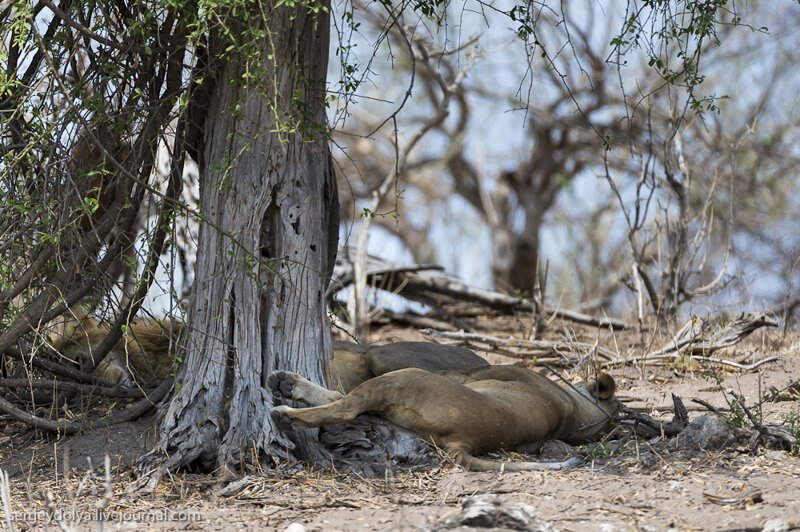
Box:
272 398 362 431
268 371 344 406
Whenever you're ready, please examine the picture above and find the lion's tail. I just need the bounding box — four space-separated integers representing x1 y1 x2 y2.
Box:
448 445 584 472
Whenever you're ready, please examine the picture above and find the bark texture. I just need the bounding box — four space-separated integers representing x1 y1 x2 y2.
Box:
158 1 337 470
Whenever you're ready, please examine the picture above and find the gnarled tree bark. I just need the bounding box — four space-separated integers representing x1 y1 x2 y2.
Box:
156 0 338 473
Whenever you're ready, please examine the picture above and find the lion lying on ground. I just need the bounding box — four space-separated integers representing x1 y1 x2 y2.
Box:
45 308 181 386
270 341 618 471
325 340 489 392
44 320 482 388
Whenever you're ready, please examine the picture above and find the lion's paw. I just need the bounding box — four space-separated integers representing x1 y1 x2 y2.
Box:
268 371 299 402
271 405 305 431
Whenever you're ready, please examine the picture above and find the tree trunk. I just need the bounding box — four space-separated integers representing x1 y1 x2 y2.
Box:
157 1 338 472
492 199 544 295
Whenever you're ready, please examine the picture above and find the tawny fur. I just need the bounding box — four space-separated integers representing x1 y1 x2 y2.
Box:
46 308 180 385
270 344 618 472
326 340 488 393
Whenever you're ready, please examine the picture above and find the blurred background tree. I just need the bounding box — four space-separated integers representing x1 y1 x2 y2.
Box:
331 0 800 325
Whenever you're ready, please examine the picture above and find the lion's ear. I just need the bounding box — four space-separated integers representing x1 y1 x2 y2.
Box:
588 373 616 400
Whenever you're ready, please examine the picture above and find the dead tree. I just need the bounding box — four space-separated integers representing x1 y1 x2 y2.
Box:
334 0 800 324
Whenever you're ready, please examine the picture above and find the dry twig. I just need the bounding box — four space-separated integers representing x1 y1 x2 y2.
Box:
422 329 615 364
0 377 172 434
604 313 779 371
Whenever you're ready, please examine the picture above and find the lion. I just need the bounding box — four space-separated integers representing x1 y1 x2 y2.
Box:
325 340 490 393
270 342 618 472
45 307 181 386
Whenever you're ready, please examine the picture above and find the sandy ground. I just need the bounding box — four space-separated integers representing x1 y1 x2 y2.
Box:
2 448 798 531
1 326 799 531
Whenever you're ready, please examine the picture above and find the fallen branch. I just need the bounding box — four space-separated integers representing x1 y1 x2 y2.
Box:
0 377 172 434
649 313 778 358
331 250 632 331
3 346 110 386
693 396 796 451
691 397 727 416
422 329 616 363
624 401 729 414
381 311 459 332
399 272 632 330
617 394 689 438
603 354 780 371
329 249 444 298
0 378 153 399
604 313 779 371
732 391 797 450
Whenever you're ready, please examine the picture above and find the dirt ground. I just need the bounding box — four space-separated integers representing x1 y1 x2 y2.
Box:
1 321 799 531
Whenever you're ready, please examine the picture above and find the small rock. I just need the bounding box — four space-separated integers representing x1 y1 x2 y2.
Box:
435 494 557 531
673 414 736 451
538 440 577 461
762 518 790 532
764 450 788 461
666 480 686 494
284 523 307 532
